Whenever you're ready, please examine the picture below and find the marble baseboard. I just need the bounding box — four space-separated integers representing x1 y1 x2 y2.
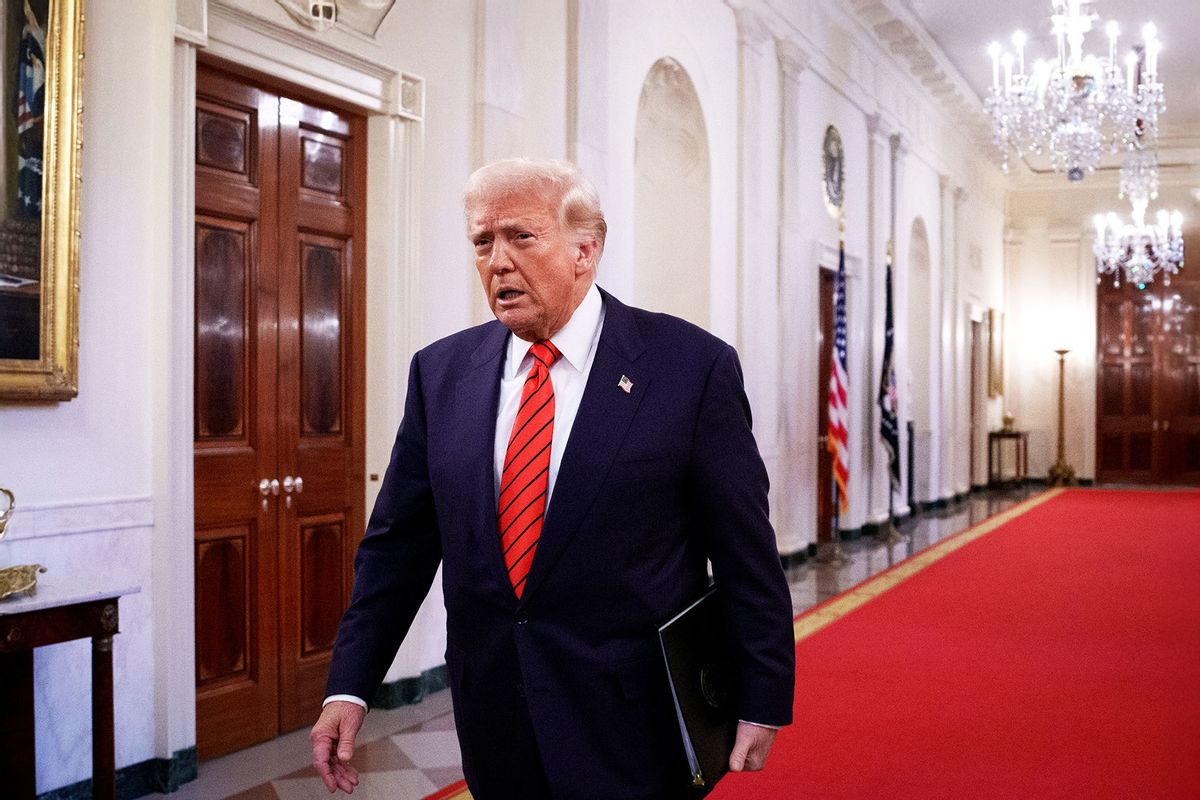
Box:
36 746 197 800
372 664 450 710
779 543 817 569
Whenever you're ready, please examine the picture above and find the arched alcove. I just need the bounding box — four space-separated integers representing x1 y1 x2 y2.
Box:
906 216 933 498
634 58 711 327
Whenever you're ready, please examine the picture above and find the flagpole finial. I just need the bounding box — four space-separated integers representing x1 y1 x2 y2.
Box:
886 239 894 265
838 212 846 245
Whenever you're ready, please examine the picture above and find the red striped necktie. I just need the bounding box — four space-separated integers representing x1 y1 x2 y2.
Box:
498 340 562 598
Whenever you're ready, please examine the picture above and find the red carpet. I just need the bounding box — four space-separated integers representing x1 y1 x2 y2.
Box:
422 781 470 800
712 489 1200 799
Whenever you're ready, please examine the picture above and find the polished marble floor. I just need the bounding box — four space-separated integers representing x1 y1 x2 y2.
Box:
136 486 1039 800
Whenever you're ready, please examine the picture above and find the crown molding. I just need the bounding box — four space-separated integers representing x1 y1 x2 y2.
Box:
205 1 424 119
776 37 812 81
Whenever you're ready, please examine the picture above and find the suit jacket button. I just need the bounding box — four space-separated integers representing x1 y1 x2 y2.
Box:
515 613 528 625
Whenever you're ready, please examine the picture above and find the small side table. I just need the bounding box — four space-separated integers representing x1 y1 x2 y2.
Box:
988 430 1029 487
0 578 139 800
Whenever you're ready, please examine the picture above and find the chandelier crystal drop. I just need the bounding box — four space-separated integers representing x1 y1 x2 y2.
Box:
1119 146 1159 206
984 0 1166 181
1093 200 1185 290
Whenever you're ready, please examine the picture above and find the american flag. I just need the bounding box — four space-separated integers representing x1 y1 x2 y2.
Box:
827 241 850 514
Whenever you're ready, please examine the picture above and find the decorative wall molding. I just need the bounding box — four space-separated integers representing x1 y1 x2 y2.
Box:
175 0 209 45
776 38 811 81
1048 229 1083 245
207 1 423 119
3 496 154 541
864 111 891 141
729 3 775 52
844 0 990 153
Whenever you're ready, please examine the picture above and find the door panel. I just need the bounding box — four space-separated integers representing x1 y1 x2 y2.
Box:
195 63 365 757
299 240 346 437
195 529 253 685
299 518 348 658
1096 282 1155 482
1096 231 1200 485
1160 267 1200 483
194 69 281 759
195 222 250 441
276 96 366 734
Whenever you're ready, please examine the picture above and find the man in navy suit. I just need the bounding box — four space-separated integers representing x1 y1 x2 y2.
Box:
310 159 795 798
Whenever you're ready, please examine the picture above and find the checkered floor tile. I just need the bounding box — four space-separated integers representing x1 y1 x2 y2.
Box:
230 714 464 800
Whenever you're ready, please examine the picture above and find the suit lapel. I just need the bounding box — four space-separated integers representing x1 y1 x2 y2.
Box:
521 290 648 604
456 322 511 595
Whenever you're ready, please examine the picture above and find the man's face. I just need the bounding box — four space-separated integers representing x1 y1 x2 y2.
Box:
467 186 594 342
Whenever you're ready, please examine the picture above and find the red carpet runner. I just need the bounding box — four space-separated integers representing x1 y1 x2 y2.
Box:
712 488 1200 799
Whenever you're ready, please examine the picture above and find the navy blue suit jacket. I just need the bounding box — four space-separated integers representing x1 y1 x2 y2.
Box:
327 288 795 799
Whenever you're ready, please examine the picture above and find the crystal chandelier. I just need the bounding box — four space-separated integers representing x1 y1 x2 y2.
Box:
984 0 1166 181
1119 145 1159 206
1093 201 1184 289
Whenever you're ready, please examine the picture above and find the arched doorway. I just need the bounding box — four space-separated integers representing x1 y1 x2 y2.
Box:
633 58 711 326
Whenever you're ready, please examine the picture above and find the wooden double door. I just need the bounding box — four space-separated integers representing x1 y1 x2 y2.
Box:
193 64 366 759
1096 253 1200 485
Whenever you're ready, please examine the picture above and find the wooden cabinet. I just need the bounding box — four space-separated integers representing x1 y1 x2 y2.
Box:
0 584 136 800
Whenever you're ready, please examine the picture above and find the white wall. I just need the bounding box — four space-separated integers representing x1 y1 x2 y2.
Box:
0 0 1020 793
0 0 176 791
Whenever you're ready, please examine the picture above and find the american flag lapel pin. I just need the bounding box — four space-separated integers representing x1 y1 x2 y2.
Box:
618 374 633 394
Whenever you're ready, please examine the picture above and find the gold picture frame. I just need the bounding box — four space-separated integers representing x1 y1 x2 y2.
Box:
987 308 1004 398
0 0 83 400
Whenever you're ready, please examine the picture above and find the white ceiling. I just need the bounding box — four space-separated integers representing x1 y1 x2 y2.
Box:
903 0 1200 136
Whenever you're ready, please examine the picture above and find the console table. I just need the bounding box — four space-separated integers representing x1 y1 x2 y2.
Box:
0 578 139 800
988 430 1029 487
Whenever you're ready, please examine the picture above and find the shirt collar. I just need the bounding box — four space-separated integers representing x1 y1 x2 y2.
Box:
506 282 603 377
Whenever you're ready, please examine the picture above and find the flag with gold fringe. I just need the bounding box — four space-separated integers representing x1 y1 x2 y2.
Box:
827 240 850 514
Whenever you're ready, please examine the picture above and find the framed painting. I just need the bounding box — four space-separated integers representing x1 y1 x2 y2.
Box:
0 0 82 400
987 308 1004 398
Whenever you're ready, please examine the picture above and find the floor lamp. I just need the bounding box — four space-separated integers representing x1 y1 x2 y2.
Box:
1048 348 1077 486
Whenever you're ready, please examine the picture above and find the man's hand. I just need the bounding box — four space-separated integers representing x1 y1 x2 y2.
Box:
311 700 367 794
728 722 778 773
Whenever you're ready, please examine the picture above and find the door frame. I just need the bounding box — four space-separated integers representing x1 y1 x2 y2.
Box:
163 12 424 758
816 267 835 548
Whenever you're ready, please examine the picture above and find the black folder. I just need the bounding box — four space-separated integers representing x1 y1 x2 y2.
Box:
658 586 738 793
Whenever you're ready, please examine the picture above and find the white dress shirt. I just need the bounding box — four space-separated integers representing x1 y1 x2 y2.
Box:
493 281 605 505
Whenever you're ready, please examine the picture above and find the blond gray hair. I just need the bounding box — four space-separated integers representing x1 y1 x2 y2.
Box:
464 158 607 264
